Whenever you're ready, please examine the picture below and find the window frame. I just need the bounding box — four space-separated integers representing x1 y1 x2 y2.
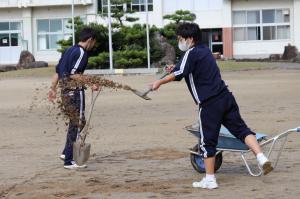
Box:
0 21 22 47
37 18 72 51
131 0 153 12
233 8 291 42
100 0 153 14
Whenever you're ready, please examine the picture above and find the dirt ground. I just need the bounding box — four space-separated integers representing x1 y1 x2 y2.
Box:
1 68 300 199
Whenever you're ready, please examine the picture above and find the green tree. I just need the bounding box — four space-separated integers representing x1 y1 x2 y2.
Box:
99 0 139 28
88 24 162 69
57 17 84 53
163 10 196 24
57 17 108 57
160 10 197 60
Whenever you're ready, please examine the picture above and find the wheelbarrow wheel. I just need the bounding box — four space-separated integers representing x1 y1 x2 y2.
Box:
190 144 223 173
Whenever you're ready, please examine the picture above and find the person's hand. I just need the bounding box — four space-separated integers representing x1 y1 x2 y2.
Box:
150 80 161 91
164 64 175 73
48 89 56 102
91 84 101 91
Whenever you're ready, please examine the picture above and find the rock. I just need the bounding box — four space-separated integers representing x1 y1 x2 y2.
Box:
160 42 176 65
0 65 17 72
151 33 176 68
269 54 281 61
23 61 48 69
293 54 300 63
17 50 35 69
16 50 48 69
282 44 299 60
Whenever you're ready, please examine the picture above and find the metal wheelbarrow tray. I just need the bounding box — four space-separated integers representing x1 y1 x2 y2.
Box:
186 125 300 176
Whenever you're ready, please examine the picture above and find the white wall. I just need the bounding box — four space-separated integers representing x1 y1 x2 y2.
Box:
294 0 300 49
233 41 291 59
162 0 225 28
0 8 22 19
0 0 93 8
121 0 164 27
232 0 293 10
222 0 232 27
232 0 294 58
0 4 91 64
32 6 87 62
0 8 23 64
22 8 33 53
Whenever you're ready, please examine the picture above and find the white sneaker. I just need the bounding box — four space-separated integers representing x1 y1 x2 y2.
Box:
192 177 218 189
64 162 87 169
257 154 273 175
59 154 65 161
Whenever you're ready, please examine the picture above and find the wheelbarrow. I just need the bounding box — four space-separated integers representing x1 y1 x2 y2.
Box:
186 124 300 176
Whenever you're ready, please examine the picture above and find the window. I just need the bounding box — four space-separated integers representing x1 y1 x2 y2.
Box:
11 33 20 46
276 9 290 23
37 19 72 50
100 0 124 14
0 21 21 47
131 0 153 12
262 10 275 23
247 11 260 24
233 9 290 41
234 27 246 41
0 22 9 31
247 27 261 40
0 33 9 46
99 0 153 14
233 10 260 41
233 11 246 25
263 26 276 40
277 25 290 39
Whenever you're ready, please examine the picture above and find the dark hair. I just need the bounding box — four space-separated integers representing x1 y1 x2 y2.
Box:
79 27 96 42
176 23 202 44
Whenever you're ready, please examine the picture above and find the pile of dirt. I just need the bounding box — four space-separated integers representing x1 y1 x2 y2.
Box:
47 76 135 131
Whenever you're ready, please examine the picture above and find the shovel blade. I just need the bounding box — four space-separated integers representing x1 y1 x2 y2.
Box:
130 89 152 100
73 140 91 166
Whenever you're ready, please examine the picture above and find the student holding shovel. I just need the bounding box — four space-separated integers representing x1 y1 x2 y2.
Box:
150 23 273 189
48 27 100 169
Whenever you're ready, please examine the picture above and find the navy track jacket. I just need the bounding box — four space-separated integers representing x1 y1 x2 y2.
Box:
56 44 88 80
172 44 227 104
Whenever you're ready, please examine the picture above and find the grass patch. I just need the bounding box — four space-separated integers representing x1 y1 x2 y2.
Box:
218 60 273 71
0 61 275 78
0 66 55 78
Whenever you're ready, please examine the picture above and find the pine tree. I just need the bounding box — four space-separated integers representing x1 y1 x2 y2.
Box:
100 0 139 28
163 10 196 24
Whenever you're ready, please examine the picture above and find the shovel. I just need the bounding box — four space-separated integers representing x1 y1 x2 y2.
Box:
130 70 169 100
73 89 100 166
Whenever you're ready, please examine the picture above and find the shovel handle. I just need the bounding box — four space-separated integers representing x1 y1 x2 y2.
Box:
80 89 101 142
144 71 169 95
158 70 170 79
143 87 153 96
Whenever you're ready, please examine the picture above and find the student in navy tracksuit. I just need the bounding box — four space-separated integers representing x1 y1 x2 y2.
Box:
48 27 99 169
150 23 273 189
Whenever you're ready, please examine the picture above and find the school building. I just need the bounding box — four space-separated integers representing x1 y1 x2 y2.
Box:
0 0 299 64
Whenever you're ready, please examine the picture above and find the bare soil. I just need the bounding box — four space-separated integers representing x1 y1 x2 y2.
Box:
1 69 300 199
